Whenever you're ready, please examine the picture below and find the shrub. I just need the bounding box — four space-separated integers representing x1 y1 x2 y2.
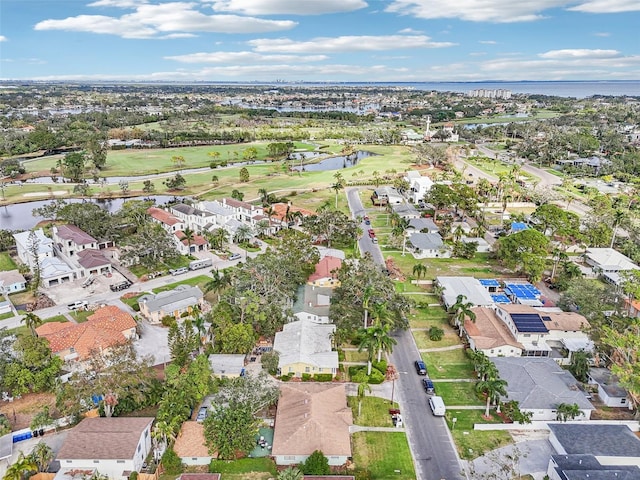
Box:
302 450 330 475
314 374 333 382
161 448 183 475
301 373 312 382
368 368 385 384
129 472 138 480
348 365 366 379
372 359 387 374
280 374 293 382
161 315 176 327
429 326 444 341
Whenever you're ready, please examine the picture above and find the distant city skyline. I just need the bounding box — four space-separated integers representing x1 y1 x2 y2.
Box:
1 0 639 82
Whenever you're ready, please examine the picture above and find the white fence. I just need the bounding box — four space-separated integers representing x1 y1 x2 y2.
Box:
473 420 639 432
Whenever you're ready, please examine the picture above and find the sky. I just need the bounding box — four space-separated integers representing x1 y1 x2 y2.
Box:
0 0 639 82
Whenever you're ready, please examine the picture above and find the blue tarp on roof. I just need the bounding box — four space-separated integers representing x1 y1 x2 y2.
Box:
491 294 511 304
511 222 528 232
479 279 500 287
504 282 540 300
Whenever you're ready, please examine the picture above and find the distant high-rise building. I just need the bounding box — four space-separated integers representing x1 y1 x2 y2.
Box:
468 89 512 99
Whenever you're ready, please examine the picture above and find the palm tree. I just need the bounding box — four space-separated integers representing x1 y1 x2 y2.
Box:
357 327 378 375
278 467 303 480
555 402 584 422
476 377 508 418
208 228 229 251
234 224 253 245
30 442 54 473
391 217 410 256
370 321 397 363
449 294 476 331
204 269 231 302
331 182 344 210
356 375 372 419
610 209 626 248
258 188 269 205
152 419 177 451
412 263 427 279
551 247 568 281
361 285 374 329
181 227 196 253
3 453 37 480
21 312 42 336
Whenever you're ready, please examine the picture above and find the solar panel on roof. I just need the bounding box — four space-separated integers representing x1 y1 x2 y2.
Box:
479 279 500 287
511 313 548 333
491 294 511 304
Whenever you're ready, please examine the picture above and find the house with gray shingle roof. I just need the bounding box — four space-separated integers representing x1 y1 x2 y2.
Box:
407 232 449 258
407 217 439 233
138 285 204 324
587 367 631 409
493 357 594 421
0 270 27 294
274 319 338 378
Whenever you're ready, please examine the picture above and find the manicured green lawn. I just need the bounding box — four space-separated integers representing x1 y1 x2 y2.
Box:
344 349 369 363
348 396 399 427
413 329 461 350
445 410 512 460
407 304 448 329
433 381 483 406
352 432 416 479
0 252 17 271
423 349 476 380
394 280 429 293
153 274 211 293
382 251 501 279
128 255 193 277
0 312 14 321
209 457 277 475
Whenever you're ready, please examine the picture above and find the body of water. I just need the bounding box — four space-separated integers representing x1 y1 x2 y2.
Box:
0 195 181 231
292 151 375 172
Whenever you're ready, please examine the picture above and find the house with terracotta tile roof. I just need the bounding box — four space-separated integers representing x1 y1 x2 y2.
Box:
174 230 209 255
462 307 524 357
174 422 215 466
55 417 153 480
270 203 314 225
147 206 185 233
36 305 137 362
308 256 342 288
272 383 352 466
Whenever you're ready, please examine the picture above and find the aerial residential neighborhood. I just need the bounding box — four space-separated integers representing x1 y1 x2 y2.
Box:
0 81 640 480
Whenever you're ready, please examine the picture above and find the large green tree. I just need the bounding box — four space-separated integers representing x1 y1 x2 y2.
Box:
302 210 358 248
494 229 550 282
204 401 258 459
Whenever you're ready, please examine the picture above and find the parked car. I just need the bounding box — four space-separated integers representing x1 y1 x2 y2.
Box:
368 229 375 238
364 215 370 225
429 395 446 416
110 281 132 292
67 300 88 311
169 267 188 276
422 378 435 395
415 360 427 376
229 253 242 261
196 406 208 423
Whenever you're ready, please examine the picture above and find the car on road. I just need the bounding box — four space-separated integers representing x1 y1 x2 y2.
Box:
415 360 427 375
368 228 375 238
196 406 208 423
169 267 188 276
429 395 446 416
422 378 435 395
364 215 370 225
68 300 88 311
110 280 132 292
229 253 242 261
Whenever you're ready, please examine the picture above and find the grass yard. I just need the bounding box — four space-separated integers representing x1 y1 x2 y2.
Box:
382 252 501 279
407 304 448 329
352 432 416 480
0 252 17 271
128 255 193 277
433 381 483 406
343 349 369 363
413 328 461 350
445 410 512 460
153 275 211 293
348 396 399 427
0 311 14 321
394 280 430 293
209 458 277 476
69 309 93 323
423 348 476 380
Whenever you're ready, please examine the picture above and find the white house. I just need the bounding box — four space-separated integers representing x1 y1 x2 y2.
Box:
493 357 594 421
55 417 153 480
435 276 495 309
170 203 216 233
13 229 54 270
588 368 631 409
293 285 332 324
222 197 264 224
138 285 205 324
405 174 434 203
407 232 449 259
0 270 27 294
583 248 640 286
272 383 352 466
463 307 524 357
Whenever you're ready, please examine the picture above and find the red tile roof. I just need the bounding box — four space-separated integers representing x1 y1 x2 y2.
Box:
147 207 182 226
308 256 342 283
175 231 208 246
36 306 136 360
270 203 314 222
55 224 97 245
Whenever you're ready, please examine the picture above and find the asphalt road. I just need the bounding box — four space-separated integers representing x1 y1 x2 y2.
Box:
346 187 464 480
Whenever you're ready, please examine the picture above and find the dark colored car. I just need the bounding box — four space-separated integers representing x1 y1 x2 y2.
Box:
415 360 427 376
422 378 435 394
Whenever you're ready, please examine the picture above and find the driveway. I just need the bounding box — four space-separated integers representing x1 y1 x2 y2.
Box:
133 320 170 366
0 429 69 478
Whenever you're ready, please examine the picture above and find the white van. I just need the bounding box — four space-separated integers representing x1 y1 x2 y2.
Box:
429 396 446 416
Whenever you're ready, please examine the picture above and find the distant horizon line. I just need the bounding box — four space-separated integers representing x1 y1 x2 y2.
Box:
1 79 639 85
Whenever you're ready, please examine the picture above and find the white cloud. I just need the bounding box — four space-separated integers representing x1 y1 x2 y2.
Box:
398 28 423 34
479 40 497 44
0 36 7 42
208 0 368 15
165 51 328 63
569 0 640 13
34 2 297 38
88 0 147 7
538 49 620 59
248 35 455 53
386 0 570 22
593 32 610 37
160 33 197 39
